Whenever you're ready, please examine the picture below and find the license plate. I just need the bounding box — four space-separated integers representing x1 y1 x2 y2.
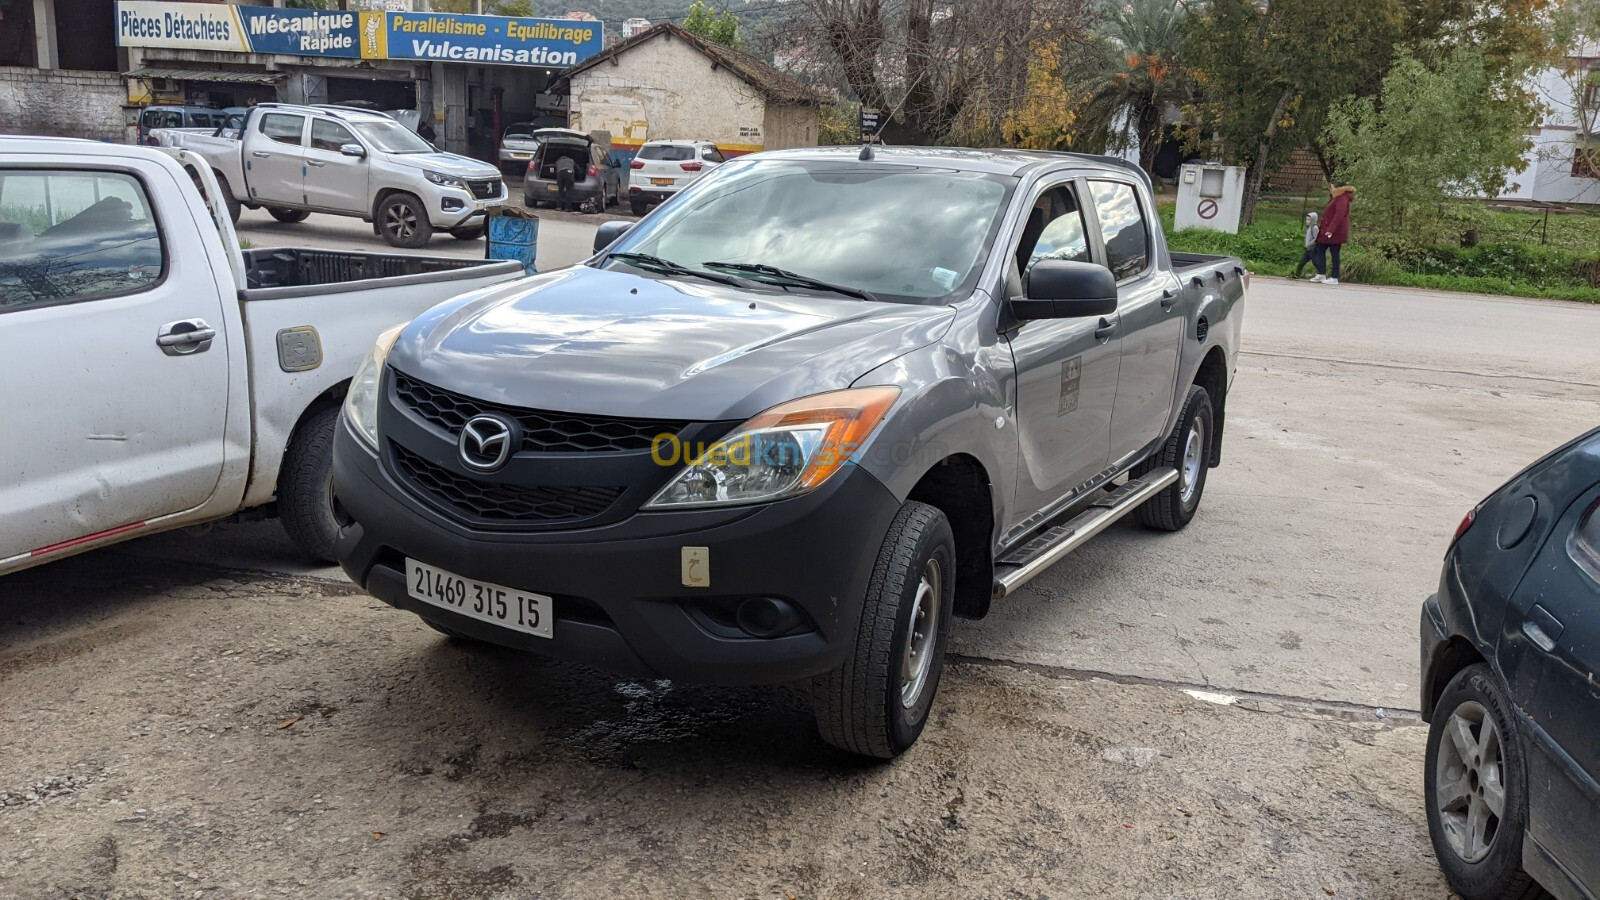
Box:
406 558 552 639
546 184 559 191
650 177 674 186
511 152 530 159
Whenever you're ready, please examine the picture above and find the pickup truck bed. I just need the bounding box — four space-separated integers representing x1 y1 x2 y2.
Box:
241 248 497 295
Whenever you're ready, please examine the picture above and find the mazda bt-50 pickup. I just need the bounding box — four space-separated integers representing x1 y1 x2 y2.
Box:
332 146 1247 757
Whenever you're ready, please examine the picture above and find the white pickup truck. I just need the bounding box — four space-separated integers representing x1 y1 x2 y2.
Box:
0 138 525 574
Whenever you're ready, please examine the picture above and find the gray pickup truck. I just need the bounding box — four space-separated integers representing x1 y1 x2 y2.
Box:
331 147 1246 757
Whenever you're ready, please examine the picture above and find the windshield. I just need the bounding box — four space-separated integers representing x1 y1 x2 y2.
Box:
605 160 1014 304
640 145 695 161
350 119 433 153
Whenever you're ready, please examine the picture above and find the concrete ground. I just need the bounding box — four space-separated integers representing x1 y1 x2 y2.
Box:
5 211 1599 897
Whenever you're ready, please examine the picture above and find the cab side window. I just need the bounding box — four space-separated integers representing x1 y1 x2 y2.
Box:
1008 184 1091 297
260 113 306 147
0 169 166 313
309 119 356 153
1087 180 1150 280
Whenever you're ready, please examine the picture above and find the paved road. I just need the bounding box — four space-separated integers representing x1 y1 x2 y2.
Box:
8 216 1599 895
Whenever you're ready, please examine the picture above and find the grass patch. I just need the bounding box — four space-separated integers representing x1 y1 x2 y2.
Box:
1159 197 1600 303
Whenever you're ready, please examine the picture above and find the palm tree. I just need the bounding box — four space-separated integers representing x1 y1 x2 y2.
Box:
1069 0 1192 173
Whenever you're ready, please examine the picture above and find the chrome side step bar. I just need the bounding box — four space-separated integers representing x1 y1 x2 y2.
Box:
991 468 1179 600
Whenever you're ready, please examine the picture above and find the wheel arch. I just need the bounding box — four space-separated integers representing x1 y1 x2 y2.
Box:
906 453 995 620
1193 346 1228 466
276 378 351 494
1423 636 1487 721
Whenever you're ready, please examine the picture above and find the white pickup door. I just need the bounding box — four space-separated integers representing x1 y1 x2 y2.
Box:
0 149 244 566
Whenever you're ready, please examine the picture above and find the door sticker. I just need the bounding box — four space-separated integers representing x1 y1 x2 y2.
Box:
1059 356 1082 415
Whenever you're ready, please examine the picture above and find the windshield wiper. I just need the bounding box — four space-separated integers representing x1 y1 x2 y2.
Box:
607 252 746 288
701 261 877 302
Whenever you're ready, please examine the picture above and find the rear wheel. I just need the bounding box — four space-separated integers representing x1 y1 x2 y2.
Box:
277 406 340 563
1425 664 1542 900
629 197 648 217
1133 385 1213 531
811 501 955 758
377 192 432 248
267 207 310 223
215 172 241 224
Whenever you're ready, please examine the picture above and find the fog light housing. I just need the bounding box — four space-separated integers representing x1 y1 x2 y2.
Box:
735 597 802 638
441 197 465 212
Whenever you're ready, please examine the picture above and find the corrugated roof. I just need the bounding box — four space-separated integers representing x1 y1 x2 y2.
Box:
563 23 820 106
126 67 284 84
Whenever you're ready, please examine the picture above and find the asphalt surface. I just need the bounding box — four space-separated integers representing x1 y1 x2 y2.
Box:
6 212 1599 896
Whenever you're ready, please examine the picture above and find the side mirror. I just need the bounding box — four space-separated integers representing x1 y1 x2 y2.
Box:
339 143 366 158
1013 259 1118 320
594 220 632 253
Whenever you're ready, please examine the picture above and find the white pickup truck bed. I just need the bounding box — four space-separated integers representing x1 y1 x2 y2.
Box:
0 138 525 573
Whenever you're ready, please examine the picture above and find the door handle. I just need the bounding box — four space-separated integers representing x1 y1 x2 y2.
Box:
157 319 216 356
251 151 271 159
1094 317 1117 341
1160 289 1177 310
307 159 326 167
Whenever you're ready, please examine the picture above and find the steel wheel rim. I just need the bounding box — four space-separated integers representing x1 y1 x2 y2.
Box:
1434 700 1506 864
900 558 942 709
385 202 417 239
1180 415 1207 505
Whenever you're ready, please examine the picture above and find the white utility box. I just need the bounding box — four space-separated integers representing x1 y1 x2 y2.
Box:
1173 163 1244 234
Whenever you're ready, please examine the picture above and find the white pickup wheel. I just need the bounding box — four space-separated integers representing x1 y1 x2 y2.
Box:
278 405 341 563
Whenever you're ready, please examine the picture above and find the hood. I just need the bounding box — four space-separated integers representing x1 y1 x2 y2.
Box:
388 266 955 421
393 151 500 179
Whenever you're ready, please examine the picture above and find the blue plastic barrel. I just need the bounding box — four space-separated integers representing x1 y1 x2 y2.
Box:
487 214 538 274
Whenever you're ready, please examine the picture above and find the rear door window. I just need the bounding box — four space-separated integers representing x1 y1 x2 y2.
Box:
189 112 212 128
0 169 165 312
1087 180 1150 280
703 147 726 163
260 113 306 147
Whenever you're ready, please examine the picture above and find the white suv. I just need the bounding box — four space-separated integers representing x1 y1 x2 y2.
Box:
626 140 726 216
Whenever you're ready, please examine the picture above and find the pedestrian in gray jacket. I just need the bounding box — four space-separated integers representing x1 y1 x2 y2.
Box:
1292 211 1319 279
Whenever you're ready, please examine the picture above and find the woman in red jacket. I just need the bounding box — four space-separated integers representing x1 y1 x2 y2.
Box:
1311 183 1355 285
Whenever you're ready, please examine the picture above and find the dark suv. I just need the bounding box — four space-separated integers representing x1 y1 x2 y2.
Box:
1420 426 1599 900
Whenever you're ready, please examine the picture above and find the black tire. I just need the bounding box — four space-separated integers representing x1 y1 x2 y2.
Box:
267 207 310 223
629 197 648 217
215 172 242 224
450 225 485 241
277 405 341 563
1133 385 1214 531
377 192 432 248
811 501 956 758
1424 664 1543 900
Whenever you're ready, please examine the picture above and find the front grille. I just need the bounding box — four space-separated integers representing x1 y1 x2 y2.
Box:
467 178 502 200
393 370 683 453
391 443 622 523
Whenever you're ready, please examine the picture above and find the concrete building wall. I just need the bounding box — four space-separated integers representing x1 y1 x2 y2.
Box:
762 103 819 150
569 34 769 155
0 67 129 143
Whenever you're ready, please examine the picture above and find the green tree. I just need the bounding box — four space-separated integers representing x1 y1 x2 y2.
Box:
682 1 741 48
1067 0 1191 173
1323 47 1540 248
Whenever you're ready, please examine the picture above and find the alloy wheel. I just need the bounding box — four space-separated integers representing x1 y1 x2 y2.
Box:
1433 700 1506 864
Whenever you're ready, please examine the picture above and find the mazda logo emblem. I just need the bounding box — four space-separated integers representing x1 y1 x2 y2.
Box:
458 414 517 472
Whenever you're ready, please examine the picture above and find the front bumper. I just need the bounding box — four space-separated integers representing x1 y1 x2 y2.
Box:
429 182 505 229
332 420 903 684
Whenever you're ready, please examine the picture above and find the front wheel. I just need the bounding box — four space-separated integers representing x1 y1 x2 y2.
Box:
811 501 956 758
377 192 432 248
267 207 310 223
215 173 242 224
1133 385 1213 531
277 406 341 563
450 225 485 241
1425 665 1540 900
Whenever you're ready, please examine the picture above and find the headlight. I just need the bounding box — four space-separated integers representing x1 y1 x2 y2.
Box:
644 387 900 509
343 323 406 450
424 170 464 188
